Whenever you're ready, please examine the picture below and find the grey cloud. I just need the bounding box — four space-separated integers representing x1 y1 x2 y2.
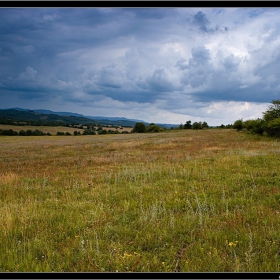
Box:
11 45 34 54
146 68 174 93
191 11 228 34
175 59 189 70
176 46 211 71
18 66 37 80
190 46 211 65
177 46 212 88
96 64 125 89
222 55 241 71
193 11 210 32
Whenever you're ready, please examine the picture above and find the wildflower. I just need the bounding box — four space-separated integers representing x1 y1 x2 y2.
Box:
123 252 132 258
228 241 238 247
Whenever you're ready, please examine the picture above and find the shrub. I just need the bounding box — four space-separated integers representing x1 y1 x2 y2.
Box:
266 117 280 137
192 122 203 130
233 119 243 131
243 119 266 135
83 129 96 135
147 124 161 133
56 132 65 136
132 122 146 133
184 120 192 129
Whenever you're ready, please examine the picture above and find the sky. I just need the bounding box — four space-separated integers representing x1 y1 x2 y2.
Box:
0 7 280 126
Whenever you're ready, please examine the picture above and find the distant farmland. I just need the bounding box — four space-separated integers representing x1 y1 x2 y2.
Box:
0 124 133 135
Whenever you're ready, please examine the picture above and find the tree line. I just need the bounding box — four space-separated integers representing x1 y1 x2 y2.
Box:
0 128 130 136
132 120 210 133
232 99 280 137
0 129 51 136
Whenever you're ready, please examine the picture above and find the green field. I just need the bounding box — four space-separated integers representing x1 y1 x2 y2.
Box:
0 129 279 272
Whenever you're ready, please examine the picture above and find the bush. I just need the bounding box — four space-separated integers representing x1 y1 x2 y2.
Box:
192 122 202 130
202 121 209 129
243 119 266 135
233 119 243 131
147 124 161 133
266 117 280 137
263 100 280 122
184 121 192 129
83 129 96 135
56 132 65 136
132 122 146 133
98 130 107 135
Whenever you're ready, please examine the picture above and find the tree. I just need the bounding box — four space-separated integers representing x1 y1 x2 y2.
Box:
202 121 209 129
83 128 96 135
263 100 280 122
243 119 266 135
56 132 65 135
132 122 146 133
233 119 243 131
263 100 280 137
192 122 202 130
98 129 107 135
265 117 280 137
147 123 161 133
184 120 192 129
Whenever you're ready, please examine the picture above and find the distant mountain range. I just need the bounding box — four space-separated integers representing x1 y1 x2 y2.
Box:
0 108 179 129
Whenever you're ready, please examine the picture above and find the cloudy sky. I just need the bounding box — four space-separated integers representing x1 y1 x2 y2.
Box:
0 7 279 126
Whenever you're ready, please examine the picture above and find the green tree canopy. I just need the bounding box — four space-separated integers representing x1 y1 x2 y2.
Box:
263 100 280 122
132 122 146 133
147 123 161 133
184 120 192 129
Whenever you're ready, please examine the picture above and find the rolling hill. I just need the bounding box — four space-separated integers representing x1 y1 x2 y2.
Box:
0 108 179 129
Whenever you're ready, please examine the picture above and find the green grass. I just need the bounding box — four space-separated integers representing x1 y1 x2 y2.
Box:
0 129 279 271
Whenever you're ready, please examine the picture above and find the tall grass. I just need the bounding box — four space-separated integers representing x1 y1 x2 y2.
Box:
0 130 279 271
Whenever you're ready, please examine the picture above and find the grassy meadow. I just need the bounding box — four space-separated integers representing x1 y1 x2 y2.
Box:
0 129 279 272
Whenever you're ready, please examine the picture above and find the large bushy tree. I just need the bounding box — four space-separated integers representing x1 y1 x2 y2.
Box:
263 100 280 122
132 122 146 133
262 100 280 137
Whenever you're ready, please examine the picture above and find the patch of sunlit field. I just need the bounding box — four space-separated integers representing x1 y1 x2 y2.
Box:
0 129 279 272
